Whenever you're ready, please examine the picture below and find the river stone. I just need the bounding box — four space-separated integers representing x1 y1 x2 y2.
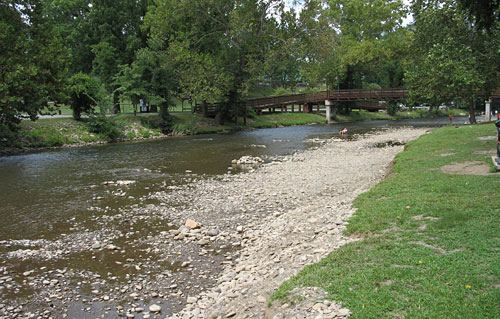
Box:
149 304 161 313
198 239 209 246
185 219 201 229
207 229 219 236
116 180 136 186
338 308 350 316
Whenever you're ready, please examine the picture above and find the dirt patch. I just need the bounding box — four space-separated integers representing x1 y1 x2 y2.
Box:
440 161 491 176
477 136 497 141
474 150 496 155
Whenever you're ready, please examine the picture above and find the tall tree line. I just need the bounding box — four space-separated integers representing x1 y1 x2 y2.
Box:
1 0 499 135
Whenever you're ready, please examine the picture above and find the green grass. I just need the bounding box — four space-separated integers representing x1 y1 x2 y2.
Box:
38 97 189 116
271 123 500 319
20 118 99 147
248 112 326 128
16 115 162 148
333 109 468 122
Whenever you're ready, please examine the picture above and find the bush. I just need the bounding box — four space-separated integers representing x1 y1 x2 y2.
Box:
159 106 173 134
85 116 123 141
386 101 400 116
0 123 20 147
140 116 161 129
246 106 257 119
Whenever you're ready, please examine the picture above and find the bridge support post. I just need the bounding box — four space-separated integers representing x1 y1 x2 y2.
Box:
325 100 336 123
486 99 492 122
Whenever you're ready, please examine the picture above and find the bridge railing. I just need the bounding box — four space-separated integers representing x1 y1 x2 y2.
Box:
246 91 328 109
327 88 409 101
245 88 409 110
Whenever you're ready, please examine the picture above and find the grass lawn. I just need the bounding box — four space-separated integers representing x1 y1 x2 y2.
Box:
333 108 468 122
271 123 500 319
248 113 327 128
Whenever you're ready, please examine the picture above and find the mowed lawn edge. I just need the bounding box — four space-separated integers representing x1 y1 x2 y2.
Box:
270 124 500 319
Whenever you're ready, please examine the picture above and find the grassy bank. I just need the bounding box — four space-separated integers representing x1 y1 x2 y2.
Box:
3 109 468 152
333 108 467 122
2 112 327 151
271 123 500 318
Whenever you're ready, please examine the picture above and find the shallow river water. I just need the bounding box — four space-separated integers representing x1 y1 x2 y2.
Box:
0 117 464 318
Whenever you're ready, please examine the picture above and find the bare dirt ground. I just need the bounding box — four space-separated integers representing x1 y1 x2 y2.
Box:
440 161 492 176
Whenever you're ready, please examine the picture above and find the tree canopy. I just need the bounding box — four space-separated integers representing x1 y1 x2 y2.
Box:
405 0 500 122
1 0 500 134
1 0 68 131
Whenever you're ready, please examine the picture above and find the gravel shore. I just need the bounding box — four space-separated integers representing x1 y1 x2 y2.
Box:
0 127 429 319
163 127 429 319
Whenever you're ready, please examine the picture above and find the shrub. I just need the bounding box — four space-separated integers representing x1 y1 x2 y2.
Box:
0 123 20 147
85 116 123 142
246 106 257 119
159 106 173 134
387 101 400 116
140 116 161 129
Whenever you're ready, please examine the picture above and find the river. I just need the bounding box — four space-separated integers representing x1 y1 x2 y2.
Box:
0 117 463 318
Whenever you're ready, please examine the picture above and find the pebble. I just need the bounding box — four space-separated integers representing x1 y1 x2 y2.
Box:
149 304 161 313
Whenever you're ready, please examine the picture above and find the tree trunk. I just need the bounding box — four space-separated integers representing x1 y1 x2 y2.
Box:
72 108 81 121
112 91 121 114
202 100 208 118
469 96 477 124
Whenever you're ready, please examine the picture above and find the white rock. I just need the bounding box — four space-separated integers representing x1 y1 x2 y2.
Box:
149 304 161 313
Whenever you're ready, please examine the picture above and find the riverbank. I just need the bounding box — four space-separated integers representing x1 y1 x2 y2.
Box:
0 126 428 319
160 127 429 318
271 123 500 318
1 109 465 156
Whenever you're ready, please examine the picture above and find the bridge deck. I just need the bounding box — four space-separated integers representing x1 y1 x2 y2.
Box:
195 88 500 116
246 88 409 110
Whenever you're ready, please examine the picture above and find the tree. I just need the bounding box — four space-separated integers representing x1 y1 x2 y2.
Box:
298 0 407 113
405 0 500 122
68 73 102 120
44 0 151 113
0 0 68 134
129 38 178 133
145 0 278 121
458 0 500 32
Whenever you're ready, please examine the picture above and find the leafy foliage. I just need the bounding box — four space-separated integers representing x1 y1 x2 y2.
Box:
405 0 500 121
0 1 69 131
84 116 123 141
145 0 279 120
68 73 103 120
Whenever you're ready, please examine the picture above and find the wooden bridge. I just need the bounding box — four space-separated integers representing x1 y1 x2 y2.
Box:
196 88 408 116
195 87 500 121
246 88 408 113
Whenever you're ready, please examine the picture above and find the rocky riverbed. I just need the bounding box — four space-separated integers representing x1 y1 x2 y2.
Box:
0 127 428 319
